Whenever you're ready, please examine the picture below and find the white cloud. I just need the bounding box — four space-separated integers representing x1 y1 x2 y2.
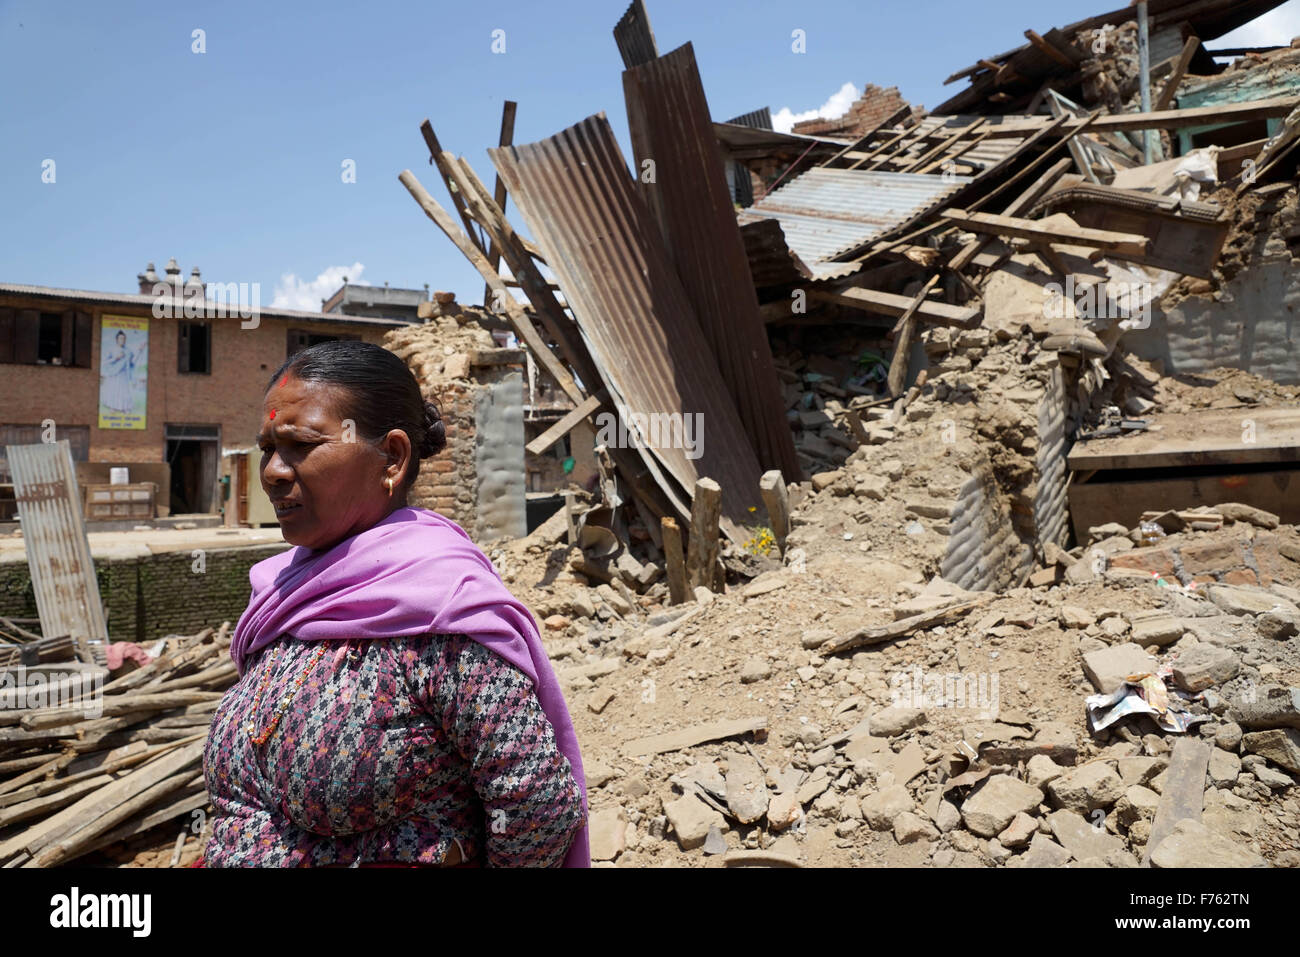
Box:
1214 0 1300 49
270 262 368 311
772 81 860 134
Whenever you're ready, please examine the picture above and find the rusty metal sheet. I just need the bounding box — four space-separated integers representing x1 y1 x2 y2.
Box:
613 0 657 69
489 114 766 543
7 441 106 660
623 42 801 483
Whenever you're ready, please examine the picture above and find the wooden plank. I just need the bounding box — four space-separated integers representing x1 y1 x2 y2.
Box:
19 691 224 731
810 287 980 327
1074 96 1299 134
1156 37 1200 112
398 169 585 407
75 788 209 861
525 392 604 456
1067 408 1300 471
887 275 940 398
685 478 722 593
1024 29 1079 69
484 99 519 306
623 716 769 757
30 761 199 867
1143 738 1211 866
914 130 992 175
0 738 203 861
447 156 604 396
0 752 73 796
661 517 689 606
758 470 790 556
900 119 986 174
419 120 485 255
949 157 1074 273
849 120 921 171
0 775 111 828
941 208 1150 255
821 597 991 656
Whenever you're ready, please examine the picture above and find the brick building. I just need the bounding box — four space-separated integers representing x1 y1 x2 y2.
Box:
791 83 917 138
0 260 408 522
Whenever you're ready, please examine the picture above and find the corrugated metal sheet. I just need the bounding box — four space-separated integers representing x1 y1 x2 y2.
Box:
613 0 657 69
623 42 801 482
489 114 766 543
737 167 972 272
7 441 106 660
725 107 773 130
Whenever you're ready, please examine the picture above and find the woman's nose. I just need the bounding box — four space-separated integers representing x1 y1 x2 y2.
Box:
262 450 294 484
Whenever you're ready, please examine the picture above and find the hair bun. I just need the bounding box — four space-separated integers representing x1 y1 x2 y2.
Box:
419 399 446 458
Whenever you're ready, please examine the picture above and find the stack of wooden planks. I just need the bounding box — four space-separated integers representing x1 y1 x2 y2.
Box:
0 622 235 867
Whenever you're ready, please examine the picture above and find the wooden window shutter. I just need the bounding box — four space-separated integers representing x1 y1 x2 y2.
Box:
14 310 39 364
60 310 75 367
73 312 92 367
0 308 14 363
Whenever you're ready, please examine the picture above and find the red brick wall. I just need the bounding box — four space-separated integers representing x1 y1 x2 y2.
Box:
792 84 916 138
407 380 477 528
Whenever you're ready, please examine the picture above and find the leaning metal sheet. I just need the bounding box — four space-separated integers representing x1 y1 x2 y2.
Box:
489 114 767 542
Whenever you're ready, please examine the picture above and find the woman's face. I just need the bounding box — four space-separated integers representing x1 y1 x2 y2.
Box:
257 375 413 551
115 333 126 347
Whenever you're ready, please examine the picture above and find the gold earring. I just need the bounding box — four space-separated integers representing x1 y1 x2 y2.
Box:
384 476 394 495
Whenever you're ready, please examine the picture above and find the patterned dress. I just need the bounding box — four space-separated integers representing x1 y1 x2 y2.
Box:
201 632 585 867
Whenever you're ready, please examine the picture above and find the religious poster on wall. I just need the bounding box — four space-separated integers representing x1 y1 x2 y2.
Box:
98 315 149 429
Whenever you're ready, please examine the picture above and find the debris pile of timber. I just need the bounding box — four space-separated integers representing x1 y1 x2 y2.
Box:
0 623 235 867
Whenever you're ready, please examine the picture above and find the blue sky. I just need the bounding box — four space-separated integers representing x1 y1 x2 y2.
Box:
3 0 1298 309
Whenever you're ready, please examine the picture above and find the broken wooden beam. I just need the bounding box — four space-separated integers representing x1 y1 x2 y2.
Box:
484 99 518 306
941 208 1150 256
661 517 689 606
524 392 605 456
1155 37 1199 112
821 596 991 655
887 275 940 398
685 478 722 594
623 716 769 757
1071 96 1299 134
809 287 981 327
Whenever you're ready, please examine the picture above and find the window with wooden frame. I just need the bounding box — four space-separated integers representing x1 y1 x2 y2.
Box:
0 307 93 367
178 321 212 374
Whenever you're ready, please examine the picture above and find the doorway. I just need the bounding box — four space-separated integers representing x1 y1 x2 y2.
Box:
165 424 220 515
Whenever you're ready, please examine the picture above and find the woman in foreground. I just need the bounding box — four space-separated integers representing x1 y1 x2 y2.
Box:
199 340 587 867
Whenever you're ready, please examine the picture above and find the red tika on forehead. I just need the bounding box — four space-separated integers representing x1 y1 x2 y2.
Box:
269 409 276 419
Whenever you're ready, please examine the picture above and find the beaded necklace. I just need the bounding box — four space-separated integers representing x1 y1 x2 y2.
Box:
246 642 329 746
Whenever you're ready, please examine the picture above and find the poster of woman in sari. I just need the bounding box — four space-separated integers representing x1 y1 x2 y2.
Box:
98 316 149 429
